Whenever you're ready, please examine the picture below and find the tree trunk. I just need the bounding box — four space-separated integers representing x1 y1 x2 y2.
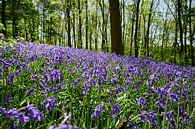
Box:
130 12 135 56
85 0 88 49
189 0 194 66
73 0 76 48
12 0 17 37
1 0 6 35
109 0 123 55
99 0 105 51
134 0 141 57
178 0 183 54
174 16 178 64
78 0 82 48
95 0 98 51
145 0 154 57
122 0 126 52
67 0 71 47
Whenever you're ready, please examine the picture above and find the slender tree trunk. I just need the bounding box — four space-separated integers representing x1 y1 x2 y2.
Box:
99 0 105 51
85 0 88 49
143 14 146 56
95 0 98 50
67 0 71 47
32 17 35 42
73 0 76 48
12 0 17 37
89 18 92 50
184 22 187 64
122 0 126 52
134 0 141 57
146 0 154 57
161 10 169 62
24 18 27 40
174 17 178 64
105 17 109 52
42 4 45 44
178 0 183 55
1 0 6 35
130 12 135 56
78 0 82 48
189 0 194 66
109 0 123 55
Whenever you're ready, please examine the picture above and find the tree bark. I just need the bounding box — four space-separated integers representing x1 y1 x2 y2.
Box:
78 0 82 48
85 0 88 49
178 0 183 54
99 0 106 51
189 0 194 66
145 0 154 57
134 0 141 57
73 0 76 48
95 0 98 50
109 0 123 55
67 0 71 47
130 12 135 56
1 0 6 35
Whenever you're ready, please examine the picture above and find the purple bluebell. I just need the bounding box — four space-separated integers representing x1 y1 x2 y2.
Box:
140 111 157 126
93 104 104 120
179 106 192 123
148 112 157 126
0 106 6 114
111 103 120 115
6 108 19 119
138 97 147 108
43 96 57 112
18 112 29 124
4 96 13 105
27 86 37 95
28 105 44 121
11 125 22 129
117 86 124 93
166 111 176 127
56 83 62 92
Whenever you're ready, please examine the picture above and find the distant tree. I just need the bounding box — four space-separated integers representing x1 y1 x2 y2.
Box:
189 0 194 66
85 0 88 49
109 0 124 55
1 0 6 35
77 0 82 48
67 0 71 47
12 0 19 37
177 0 183 55
134 0 141 57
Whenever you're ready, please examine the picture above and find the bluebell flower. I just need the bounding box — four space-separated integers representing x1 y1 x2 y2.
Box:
4 96 13 105
0 106 6 114
16 36 20 39
11 125 22 129
56 83 62 92
93 104 104 120
6 108 19 119
43 96 57 112
27 86 37 95
179 106 192 123
117 86 124 93
111 103 120 115
138 97 147 108
140 111 157 126
28 105 44 121
148 112 157 126
166 111 176 127
18 112 29 124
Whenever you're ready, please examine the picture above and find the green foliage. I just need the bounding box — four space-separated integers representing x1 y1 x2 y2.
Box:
0 23 5 31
